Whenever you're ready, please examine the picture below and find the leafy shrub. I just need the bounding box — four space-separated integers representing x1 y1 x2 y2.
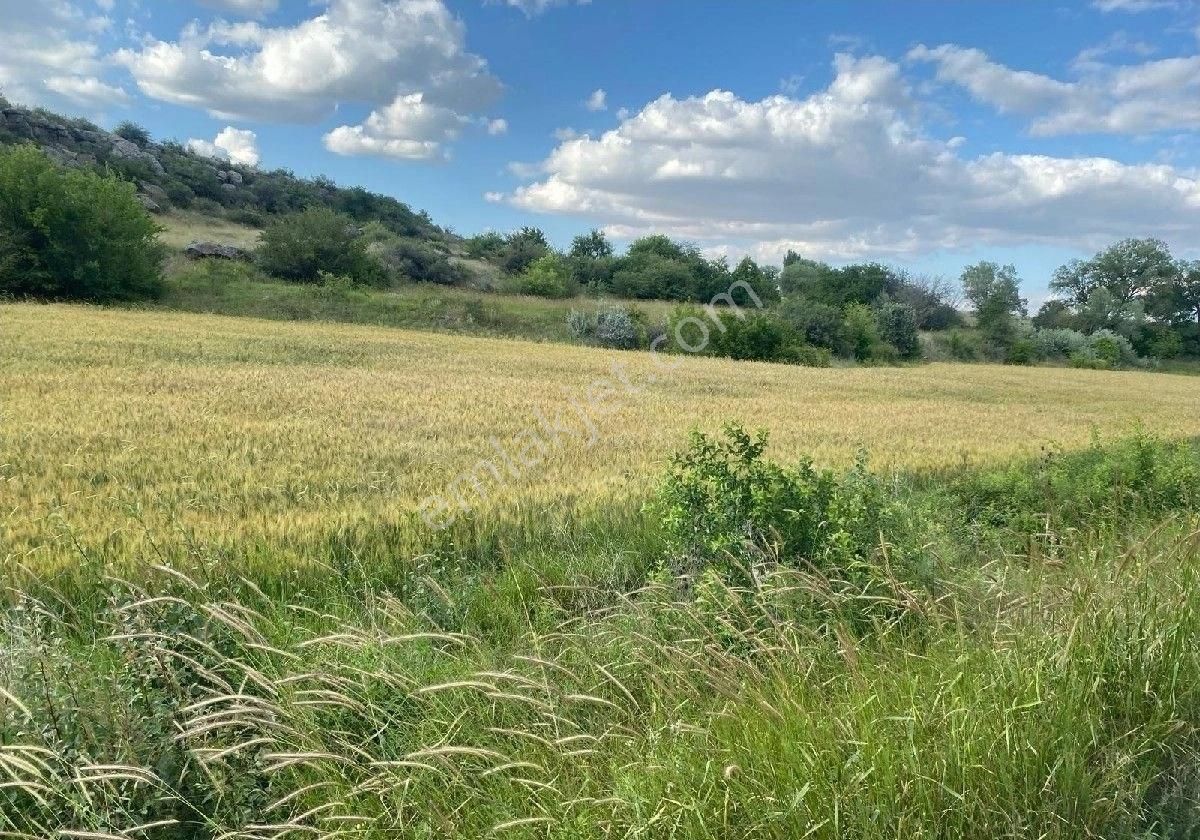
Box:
777 296 844 351
257 207 385 285
657 424 895 583
1006 338 1037 365
950 431 1200 540
567 306 643 349
874 299 921 360
113 120 152 147
501 254 577 298
0 145 163 301
595 307 641 349
843 303 892 361
1031 328 1089 360
1089 329 1139 367
377 237 465 286
945 329 982 361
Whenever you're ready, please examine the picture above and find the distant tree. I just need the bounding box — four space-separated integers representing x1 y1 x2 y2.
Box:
777 297 844 351
1032 299 1076 330
504 253 577 298
465 231 506 261
1148 259 1200 325
874 299 921 359
960 261 1026 344
0 145 162 301
567 229 615 291
892 273 963 330
779 256 833 297
257 207 383 284
729 256 780 305
1050 238 1176 308
569 229 614 260
500 227 550 275
114 121 152 148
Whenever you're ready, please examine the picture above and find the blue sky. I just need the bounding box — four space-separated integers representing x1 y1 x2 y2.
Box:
3 0 1199 303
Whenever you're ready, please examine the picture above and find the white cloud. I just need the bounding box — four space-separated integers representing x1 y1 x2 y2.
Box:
487 118 508 135
507 54 1200 262
497 0 591 16
197 0 279 17
44 75 130 106
116 0 502 131
0 0 120 108
910 42 1200 135
324 93 467 160
1092 0 1179 11
584 88 607 111
187 126 261 166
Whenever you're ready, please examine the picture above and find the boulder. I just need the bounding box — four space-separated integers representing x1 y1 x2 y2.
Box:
184 241 248 261
136 193 162 213
225 170 244 185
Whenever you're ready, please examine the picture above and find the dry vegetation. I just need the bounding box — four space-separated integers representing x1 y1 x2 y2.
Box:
155 211 264 252
5 303 1200 575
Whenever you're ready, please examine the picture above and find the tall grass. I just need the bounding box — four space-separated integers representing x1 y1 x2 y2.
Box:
5 429 1200 837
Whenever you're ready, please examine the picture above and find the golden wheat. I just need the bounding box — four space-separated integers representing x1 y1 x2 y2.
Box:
4 303 1200 572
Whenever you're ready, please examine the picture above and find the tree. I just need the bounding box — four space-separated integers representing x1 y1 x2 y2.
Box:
1032 299 1075 330
1050 238 1176 307
729 256 780 305
569 229 613 261
257 207 383 284
892 273 963 330
1149 260 1200 325
567 229 615 292
500 227 550 275
0 145 163 301
874 299 921 360
960 261 1026 344
504 253 576 298
114 121 152 148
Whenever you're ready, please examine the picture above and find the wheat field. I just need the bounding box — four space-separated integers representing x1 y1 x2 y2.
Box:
5 302 1200 573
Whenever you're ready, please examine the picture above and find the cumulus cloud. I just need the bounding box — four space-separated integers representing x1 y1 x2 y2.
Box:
910 42 1200 135
506 54 1200 261
1092 0 1180 11
487 118 508 135
0 0 121 108
496 0 591 16
187 126 261 166
45 75 130 106
584 88 607 111
197 0 279 17
117 0 503 159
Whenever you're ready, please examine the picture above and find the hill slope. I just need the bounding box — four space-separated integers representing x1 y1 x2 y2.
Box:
0 99 450 245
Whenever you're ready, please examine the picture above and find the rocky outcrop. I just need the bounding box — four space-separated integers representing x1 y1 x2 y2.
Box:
184 241 249 261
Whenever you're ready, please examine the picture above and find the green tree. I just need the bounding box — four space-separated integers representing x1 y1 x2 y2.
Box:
1050 238 1176 308
0 145 163 301
961 261 1026 344
874 299 921 359
504 253 577 298
1149 259 1200 325
500 227 550 275
569 229 613 260
114 120 152 148
257 207 383 284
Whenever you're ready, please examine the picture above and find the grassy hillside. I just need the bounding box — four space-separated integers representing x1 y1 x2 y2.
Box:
6 304 1200 579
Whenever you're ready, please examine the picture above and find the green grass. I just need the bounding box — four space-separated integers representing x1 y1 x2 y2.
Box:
152 258 678 343
6 419 1200 836
156 210 264 252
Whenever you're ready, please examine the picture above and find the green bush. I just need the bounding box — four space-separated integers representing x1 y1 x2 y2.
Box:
1006 337 1037 365
874 299 921 360
256 207 385 285
500 254 577 298
0 145 163 301
657 424 895 582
